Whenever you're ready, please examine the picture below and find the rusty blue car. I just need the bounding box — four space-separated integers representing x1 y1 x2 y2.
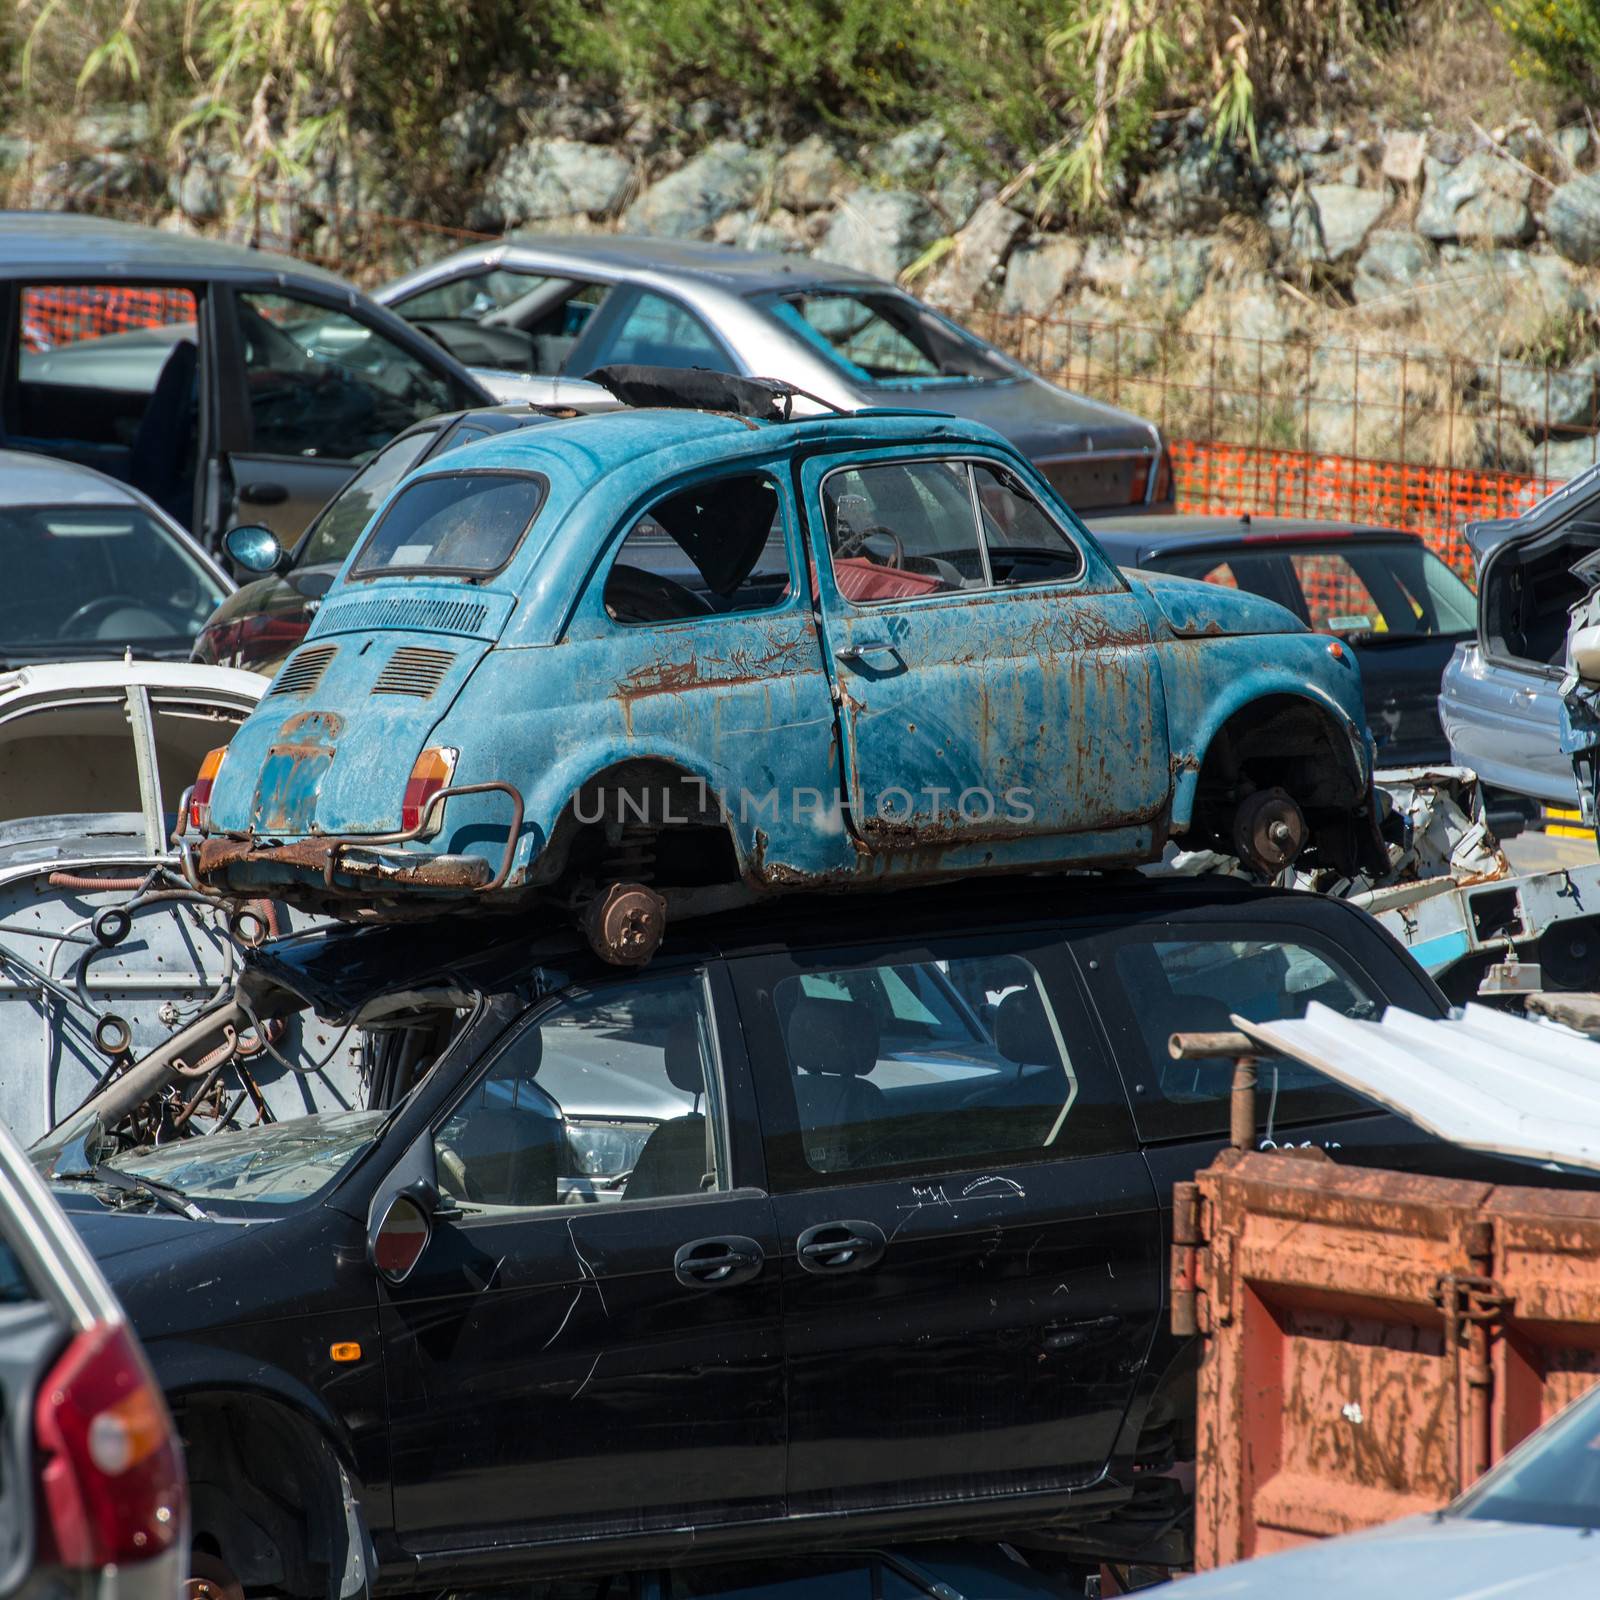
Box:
192 371 1382 962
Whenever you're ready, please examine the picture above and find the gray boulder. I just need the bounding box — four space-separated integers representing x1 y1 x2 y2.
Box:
1352 229 1439 307
1546 172 1600 265
624 140 766 239
1132 238 1214 311
872 122 947 184
1079 236 1142 295
1416 152 1533 244
487 138 632 226
437 95 508 182
1537 434 1600 480
923 199 1027 308
1297 183 1388 261
1132 145 1242 230
1381 130 1427 186
1557 124 1595 173
1000 238 1084 317
711 207 808 254
816 188 942 281
775 135 846 212
1491 353 1600 430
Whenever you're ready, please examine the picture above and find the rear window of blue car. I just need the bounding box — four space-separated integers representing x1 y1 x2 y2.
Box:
350 470 546 579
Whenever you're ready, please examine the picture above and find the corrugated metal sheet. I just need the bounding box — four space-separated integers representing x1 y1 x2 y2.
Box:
1237 1002 1600 1173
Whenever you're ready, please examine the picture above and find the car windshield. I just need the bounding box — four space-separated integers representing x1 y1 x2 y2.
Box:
0 504 226 659
1154 539 1478 640
103 1110 384 1209
757 289 1014 388
296 425 441 569
1455 1384 1600 1530
391 269 543 322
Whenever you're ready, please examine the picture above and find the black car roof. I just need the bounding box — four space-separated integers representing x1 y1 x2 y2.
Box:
0 212 356 288
1087 513 1417 567
249 874 1409 1022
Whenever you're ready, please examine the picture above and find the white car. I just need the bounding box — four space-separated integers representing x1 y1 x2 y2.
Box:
1177 1382 1600 1597
0 449 233 662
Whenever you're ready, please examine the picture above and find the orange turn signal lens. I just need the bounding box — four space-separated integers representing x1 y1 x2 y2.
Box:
189 746 229 832
401 746 458 835
329 1342 362 1363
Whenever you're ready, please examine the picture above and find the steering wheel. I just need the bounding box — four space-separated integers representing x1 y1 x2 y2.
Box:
834 523 905 567
604 564 715 623
59 595 165 639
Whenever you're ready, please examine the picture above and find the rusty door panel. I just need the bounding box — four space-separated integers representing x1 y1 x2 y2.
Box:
1182 1150 1600 1571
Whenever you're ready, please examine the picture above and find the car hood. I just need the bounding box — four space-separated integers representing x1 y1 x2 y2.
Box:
53 1191 235 1268
871 373 1159 457
1174 1515 1600 1598
1125 569 1307 639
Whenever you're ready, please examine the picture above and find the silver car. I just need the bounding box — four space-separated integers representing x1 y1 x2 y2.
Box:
1440 464 1600 815
375 235 1173 515
0 1117 186 1600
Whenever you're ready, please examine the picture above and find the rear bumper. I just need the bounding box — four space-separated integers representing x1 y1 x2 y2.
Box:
196 836 492 899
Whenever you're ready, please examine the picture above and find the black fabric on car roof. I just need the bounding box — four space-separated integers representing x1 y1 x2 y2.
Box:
584 363 794 421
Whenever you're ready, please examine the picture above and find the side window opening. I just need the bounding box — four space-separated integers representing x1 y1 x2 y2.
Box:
433 972 727 1210
604 474 791 625
12 283 202 525
762 950 1132 1185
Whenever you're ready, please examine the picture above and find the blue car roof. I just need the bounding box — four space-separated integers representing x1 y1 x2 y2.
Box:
409 405 1023 492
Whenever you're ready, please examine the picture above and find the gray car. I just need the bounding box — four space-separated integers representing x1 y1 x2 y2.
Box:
0 213 492 552
0 1117 186 1600
1439 464 1600 815
376 234 1172 515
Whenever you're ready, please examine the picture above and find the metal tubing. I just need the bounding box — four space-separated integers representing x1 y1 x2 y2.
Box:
74 998 247 1128
1229 1057 1259 1151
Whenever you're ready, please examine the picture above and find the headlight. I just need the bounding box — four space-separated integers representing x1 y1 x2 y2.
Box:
564 1120 655 1179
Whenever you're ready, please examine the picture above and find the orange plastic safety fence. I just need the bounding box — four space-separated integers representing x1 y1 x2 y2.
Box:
21 285 197 352
1172 439 1562 577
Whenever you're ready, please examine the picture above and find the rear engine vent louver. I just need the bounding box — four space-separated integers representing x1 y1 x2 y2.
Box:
318 594 489 637
372 646 457 699
269 643 338 697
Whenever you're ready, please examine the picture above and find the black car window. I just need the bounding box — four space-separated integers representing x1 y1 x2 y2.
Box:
351 470 544 579
236 291 466 464
973 463 1084 587
588 290 729 372
295 425 439 569
822 459 987 603
733 940 1134 1192
434 971 728 1209
1074 923 1386 1143
604 474 791 623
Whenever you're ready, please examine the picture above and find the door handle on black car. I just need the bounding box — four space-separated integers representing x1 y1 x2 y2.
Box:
674 1235 764 1289
796 1219 887 1274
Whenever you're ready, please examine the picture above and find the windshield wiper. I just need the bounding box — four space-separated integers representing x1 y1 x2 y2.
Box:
57 1162 211 1221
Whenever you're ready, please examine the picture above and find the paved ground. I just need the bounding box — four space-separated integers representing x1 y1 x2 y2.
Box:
1504 827 1596 875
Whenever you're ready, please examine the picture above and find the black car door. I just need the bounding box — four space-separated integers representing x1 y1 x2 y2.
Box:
728 929 1162 1515
379 960 786 1556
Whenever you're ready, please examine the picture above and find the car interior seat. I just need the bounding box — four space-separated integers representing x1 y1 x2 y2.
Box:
624 1021 712 1200
129 338 198 521
785 996 885 1172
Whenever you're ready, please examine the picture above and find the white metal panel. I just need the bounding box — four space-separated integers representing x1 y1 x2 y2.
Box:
1235 1001 1600 1173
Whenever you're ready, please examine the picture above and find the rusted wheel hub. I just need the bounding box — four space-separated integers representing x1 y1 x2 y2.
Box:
186 1552 244 1600
1231 786 1309 877
583 882 667 967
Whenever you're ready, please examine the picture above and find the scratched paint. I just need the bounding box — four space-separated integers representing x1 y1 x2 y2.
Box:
200 407 1375 910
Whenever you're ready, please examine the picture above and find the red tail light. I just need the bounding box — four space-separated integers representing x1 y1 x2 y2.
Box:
189 746 229 832
401 746 458 835
1128 459 1151 504
34 1322 185 1568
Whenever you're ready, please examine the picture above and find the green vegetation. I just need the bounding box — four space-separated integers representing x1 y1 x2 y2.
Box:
1494 0 1600 99
7 0 1397 211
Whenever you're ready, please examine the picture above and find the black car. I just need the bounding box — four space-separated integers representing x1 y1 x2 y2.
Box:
1088 514 1478 769
192 396 617 674
39 874 1515 1599
0 214 491 552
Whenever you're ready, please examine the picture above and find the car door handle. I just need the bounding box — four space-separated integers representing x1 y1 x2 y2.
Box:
836 640 901 667
1042 1315 1123 1352
795 1219 887 1274
239 481 289 506
674 1235 764 1289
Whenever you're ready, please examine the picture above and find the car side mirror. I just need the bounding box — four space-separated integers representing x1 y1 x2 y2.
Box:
371 1189 436 1284
224 523 287 575
367 1130 455 1285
